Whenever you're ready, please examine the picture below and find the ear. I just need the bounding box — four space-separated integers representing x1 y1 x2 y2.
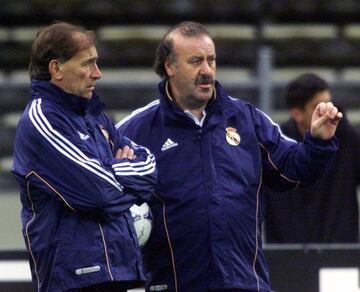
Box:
164 60 175 78
290 108 304 124
48 60 63 81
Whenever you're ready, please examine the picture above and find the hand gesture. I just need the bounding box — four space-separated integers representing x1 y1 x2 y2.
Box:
115 145 137 160
310 102 342 140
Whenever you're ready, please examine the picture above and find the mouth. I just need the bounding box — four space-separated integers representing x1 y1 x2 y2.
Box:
196 75 214 89
198 83 212 89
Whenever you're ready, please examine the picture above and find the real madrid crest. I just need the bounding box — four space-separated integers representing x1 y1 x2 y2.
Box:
99 125 114 150
99 125 110 142
225 127 241 146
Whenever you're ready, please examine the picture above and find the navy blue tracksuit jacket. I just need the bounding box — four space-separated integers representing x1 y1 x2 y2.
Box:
117 80 338 292
12 80 157 292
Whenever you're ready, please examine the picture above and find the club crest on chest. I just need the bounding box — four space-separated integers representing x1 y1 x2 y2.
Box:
225 127 241 146
99 125 114 150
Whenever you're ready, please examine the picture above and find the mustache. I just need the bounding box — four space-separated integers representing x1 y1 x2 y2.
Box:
196 75 214 85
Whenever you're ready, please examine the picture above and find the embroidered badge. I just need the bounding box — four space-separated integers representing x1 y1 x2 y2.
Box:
225 127 241 146
99 125 114 150
99 125 109 142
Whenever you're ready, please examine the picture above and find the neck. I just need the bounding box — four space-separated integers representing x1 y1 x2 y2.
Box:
165 81 208 120
186 108 205 120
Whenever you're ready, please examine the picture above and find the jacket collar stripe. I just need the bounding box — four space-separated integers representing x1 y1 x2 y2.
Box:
29 99 124 192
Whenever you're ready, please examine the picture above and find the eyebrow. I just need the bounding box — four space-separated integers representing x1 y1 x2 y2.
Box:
83 56 98 64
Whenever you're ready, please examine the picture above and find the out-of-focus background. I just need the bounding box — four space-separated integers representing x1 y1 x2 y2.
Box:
0 1 359 291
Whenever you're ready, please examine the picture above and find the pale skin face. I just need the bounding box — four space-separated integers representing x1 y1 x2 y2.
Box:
49 41 102 99
290 90 331 136
165 33 216 119
49 34 136 159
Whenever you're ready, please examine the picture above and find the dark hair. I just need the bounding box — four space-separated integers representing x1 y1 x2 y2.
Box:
29 21 95 80
154 21 211 79
285 73 329 109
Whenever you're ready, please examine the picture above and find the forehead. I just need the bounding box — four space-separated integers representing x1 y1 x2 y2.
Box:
305 90 331 110
310 90 331 104
172 33 215 57
71 45 98 61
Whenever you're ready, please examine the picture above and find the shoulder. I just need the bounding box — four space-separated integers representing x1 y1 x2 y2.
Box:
27 97 66 119
18 98 59 128
15 98 69 148
21 98 86 143
225 94 264 120
215 80 255 114
224 94 292 140
228 95 253 110
116 99 160 130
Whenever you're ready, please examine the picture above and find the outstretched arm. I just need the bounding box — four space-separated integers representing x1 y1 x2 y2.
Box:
311 102 342 140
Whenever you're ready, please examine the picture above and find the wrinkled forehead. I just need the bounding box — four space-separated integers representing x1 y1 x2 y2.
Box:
172 32 215 56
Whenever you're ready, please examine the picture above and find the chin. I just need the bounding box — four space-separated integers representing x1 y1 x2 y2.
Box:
200 92 214 101
82 92 93 99
198 88 213 97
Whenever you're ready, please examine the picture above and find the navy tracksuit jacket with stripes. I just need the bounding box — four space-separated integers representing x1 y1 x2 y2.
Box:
117 80 338 292
12 79 157 292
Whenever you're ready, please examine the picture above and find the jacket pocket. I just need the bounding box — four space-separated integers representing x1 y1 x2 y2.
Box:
52 244 109 290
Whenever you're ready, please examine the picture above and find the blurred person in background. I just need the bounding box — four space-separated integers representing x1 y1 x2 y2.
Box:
12 21 157 292
117 22 342 292
265 73 360 243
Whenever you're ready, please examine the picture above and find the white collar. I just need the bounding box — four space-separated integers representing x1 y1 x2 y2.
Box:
184 110 206 127
165 81 216 127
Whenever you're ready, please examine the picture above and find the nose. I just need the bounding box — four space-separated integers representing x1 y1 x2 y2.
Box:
200 61 212 75
91 63 102 79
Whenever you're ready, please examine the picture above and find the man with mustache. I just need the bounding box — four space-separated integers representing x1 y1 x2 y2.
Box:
12 22 157 292
117 21 342 291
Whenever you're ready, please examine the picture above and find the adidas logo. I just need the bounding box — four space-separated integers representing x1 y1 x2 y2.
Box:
78 131 90 140
161 138 178 152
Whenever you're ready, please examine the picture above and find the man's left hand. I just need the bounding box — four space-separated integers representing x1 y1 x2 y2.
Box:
311 102 343 140
115 145 137 160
